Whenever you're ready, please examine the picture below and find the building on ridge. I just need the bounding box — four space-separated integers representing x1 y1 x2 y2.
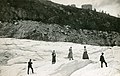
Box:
82 4 92 10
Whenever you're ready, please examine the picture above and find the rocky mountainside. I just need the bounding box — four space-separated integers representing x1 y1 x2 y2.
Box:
0 21 120 46
0 0 120 46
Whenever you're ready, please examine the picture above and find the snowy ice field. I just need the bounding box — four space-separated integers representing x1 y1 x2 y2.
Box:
0 38 120 76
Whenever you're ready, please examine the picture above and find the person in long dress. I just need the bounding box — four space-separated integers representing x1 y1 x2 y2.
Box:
68 47 74 60
82 46 89 59
52 50 56 64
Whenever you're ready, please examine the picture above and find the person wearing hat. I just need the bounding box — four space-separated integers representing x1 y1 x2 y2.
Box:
82 46 89 59
100 52 108 68
27 59 34 74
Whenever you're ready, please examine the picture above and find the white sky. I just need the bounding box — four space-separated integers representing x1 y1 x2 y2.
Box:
51 0 120 17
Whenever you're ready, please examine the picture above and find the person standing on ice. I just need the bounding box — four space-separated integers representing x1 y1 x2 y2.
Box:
100 52 108 68
27 59 34 74
52 50 56 64
82 46 89 59
68 47 74 60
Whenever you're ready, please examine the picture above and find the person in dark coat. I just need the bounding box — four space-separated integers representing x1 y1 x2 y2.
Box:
100 52 108 68
68 47 74 60
27 59 34 74
82 46 89 59
52 50 56 64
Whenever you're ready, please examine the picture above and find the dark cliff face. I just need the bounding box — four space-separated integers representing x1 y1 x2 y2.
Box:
0 0 120 46
0 0 120 32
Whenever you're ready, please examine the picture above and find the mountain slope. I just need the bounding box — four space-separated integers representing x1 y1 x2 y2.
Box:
0 0 120 32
